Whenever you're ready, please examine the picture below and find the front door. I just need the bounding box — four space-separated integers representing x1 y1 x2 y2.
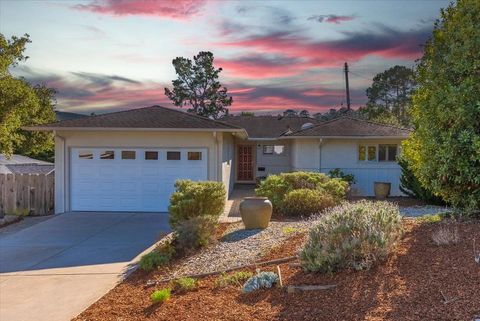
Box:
237 145 254 182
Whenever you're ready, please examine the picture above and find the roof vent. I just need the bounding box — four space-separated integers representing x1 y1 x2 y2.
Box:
301 122 314 130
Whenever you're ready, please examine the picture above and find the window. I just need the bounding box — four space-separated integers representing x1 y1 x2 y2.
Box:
379 144 398 162
188 151 202 160
79 150 93 159
145 151 158 160
100 150 114 159
167 151 181 160
263 145 285 155
121 151 136 160
358 145 377 161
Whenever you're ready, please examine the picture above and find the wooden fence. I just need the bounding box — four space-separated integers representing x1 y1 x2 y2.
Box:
0 173 54 216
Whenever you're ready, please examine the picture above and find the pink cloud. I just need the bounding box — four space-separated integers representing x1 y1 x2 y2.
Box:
73 0 206 19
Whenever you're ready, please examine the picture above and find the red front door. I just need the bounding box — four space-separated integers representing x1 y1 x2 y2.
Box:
237 145 254 181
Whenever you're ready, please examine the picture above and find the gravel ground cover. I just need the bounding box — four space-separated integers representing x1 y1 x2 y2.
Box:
166 221 309 278
399 205 452 217
74 219 480 321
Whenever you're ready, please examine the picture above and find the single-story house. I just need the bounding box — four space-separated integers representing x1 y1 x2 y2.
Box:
0 154 54 175
26 105 410 214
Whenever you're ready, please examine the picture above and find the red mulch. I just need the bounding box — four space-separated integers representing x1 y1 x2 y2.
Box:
73 220 480 321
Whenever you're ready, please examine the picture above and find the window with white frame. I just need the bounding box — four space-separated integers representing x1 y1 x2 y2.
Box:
378 144 398 162
263 145 285 155
358 145 377 161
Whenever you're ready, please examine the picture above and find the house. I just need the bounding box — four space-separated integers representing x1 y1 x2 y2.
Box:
0 154 54 175
26 105 410 214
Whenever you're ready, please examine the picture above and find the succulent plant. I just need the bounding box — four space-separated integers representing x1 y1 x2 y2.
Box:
242 271 279 293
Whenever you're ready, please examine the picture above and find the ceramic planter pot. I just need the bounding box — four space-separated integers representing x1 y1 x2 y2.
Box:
374 182 391 199
239 197 272 229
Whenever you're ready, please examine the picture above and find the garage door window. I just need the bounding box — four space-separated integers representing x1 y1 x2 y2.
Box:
188 151 202 160
100 150 115 159
145 151 158 160
121 151 136 160
79 150 93 159
167 151 181 160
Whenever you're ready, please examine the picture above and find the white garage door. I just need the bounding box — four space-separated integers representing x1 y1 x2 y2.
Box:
70 147 208 212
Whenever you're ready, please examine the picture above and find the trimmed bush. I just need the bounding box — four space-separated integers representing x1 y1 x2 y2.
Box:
139 251 170 272
150 288 171 303
301 200 403 273
172 277 197 293
169 180 226 253
283 189 336 217
255 172 348 214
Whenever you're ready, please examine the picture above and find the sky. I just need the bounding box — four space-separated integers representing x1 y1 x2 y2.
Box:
0 0 450 115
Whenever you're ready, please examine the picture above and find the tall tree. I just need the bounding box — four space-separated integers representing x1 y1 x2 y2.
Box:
165 51 232 119
359 65 416 127
299 109 310 118
0 33 56 160
403 0 480 211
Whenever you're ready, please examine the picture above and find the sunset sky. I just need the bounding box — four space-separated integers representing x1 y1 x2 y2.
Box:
1 0 449 115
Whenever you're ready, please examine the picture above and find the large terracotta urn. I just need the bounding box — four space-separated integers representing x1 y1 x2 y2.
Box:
239 197 272 229
374 182 391 199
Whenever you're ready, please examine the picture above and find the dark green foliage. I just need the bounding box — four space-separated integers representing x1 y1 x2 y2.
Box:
358 65 417 127
283 189 336 217
398 157 445 205
255 172 348 214
328 168 356 185
0 33 56 158
164 51 232 119
169 180 226 252
403 0 480 211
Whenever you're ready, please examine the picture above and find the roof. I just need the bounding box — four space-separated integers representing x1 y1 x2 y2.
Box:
0 155 54 175
284 117 411 138
0 164 54 175
221 115 322 139
26 106 244 132
0 154 52 165
55 111 87 121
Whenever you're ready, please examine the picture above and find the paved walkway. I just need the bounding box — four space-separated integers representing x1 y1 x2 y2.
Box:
221 184 255 222
0 212 169 321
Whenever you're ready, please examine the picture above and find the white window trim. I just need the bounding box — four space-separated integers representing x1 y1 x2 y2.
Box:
378 144 399 162
358 144 399 163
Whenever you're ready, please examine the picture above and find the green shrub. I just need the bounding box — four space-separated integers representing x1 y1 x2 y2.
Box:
301 200 403 273
283 189 336 217
398 156 445 205
215 271 253 288
169 180 226 253
150 288 171 303
139 251 171 272
255 172 348 213
328 168 356 185
172 277 197 293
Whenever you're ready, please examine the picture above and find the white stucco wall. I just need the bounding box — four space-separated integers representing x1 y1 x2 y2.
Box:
291 138 404 196
255 139 291 177
54 130 220 214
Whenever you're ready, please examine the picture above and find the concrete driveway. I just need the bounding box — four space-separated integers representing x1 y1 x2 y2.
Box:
0 212 170 321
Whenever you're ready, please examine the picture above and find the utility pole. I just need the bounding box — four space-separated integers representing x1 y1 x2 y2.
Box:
344 62 351 110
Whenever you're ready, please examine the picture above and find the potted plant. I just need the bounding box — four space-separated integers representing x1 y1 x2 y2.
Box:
239 197 272 229
374 182 391 199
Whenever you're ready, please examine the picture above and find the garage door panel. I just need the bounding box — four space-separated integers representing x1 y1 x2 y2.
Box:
71 147 208 212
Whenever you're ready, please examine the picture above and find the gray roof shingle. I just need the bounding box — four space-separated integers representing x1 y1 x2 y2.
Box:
28 106 243 131
221 115 321 138
285 117 411 138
